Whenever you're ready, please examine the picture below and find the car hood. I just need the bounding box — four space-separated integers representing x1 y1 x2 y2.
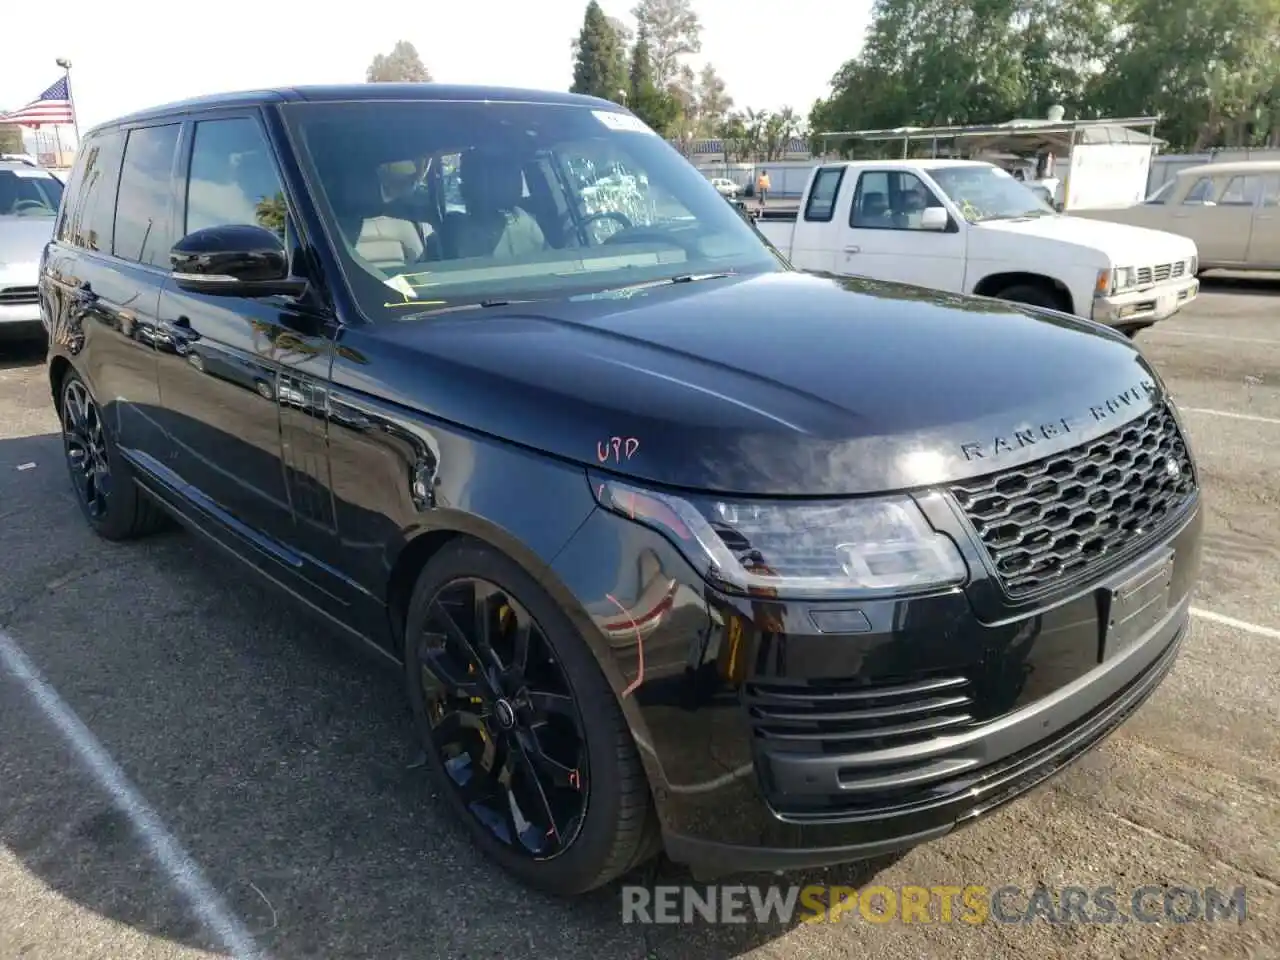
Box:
975 214 1197 265
350 272 1168 496
0 216 56 272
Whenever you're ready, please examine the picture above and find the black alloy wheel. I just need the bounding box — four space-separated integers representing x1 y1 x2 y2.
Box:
58 371 167 540
61 376 112 521
404 542 660 895
417 577 590 858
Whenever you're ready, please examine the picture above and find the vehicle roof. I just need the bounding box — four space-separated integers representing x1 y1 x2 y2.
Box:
1176 159 1280 177
828 158 991 170
87 84 622 137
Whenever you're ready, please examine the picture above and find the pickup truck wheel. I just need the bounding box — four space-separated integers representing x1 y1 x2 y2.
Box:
58 371 168 541
994 284 1068 313
403 541 659 895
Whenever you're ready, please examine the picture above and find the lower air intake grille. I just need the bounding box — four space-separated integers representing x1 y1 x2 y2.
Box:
950 404 1195 596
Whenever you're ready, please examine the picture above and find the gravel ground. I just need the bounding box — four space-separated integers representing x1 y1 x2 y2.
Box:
0 274 1276 959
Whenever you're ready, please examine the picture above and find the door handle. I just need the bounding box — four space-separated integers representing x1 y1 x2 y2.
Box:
844 245 861 254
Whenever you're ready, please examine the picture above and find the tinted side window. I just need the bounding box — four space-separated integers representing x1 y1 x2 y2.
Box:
67 130 125 252
113 124 181 266
186 117 287 239
804 167 845 222
54 145 92 242
1219 175 1262 206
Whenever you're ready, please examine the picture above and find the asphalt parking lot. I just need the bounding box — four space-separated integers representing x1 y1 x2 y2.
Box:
1 277 1277 960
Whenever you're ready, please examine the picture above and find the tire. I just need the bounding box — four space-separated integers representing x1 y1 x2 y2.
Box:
58 370 167 541
995 283 1069 313
403 540 659 895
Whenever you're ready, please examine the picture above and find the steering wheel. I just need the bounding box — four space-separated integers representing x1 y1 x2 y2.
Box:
579 211 633 237
11 199 49 214
602 225 701 257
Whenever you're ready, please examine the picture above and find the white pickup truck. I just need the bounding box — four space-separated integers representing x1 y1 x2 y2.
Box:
755 159 1200 335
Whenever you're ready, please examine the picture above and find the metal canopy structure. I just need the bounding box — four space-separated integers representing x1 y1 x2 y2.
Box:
817 116 1164 158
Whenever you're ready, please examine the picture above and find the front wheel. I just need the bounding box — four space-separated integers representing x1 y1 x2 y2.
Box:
995 283 1069 313
403 541 659 895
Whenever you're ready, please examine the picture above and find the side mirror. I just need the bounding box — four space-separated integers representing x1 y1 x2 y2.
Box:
170 224 306 297
920 207 950 231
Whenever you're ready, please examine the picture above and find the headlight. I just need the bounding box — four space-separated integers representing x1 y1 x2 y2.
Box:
592 478 967 597
1112 266 1136 292
1188 255 1198 275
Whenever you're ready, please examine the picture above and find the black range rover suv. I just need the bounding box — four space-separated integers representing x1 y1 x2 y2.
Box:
39 84 1203 895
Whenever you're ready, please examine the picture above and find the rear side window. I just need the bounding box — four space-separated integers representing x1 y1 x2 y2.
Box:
114 124 181 267
804 167 845 222
186 117 287 240
1181 177 1215 205
1218 175 1262 207
64 130 125 252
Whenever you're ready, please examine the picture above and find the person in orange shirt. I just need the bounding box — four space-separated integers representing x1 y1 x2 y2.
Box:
756 169 771 207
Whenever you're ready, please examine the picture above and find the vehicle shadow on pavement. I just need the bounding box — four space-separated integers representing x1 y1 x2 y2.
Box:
0 430 902 959
0 338 47 372
1196 272 1280 296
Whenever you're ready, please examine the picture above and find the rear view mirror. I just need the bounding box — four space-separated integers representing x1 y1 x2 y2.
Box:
920 207 950 231
170 224 306 297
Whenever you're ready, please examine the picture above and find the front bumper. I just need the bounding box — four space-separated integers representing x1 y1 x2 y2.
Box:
0 276 42 331
1093 276 1198 326
551 468 1202 876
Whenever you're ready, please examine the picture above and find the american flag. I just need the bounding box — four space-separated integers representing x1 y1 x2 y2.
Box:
1 77 75 128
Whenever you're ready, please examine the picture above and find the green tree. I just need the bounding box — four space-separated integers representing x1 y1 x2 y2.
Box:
1089 0 1280 149
571 1 629 103
0 123 25 155
627 25 680 136
366 40 432 82
632 0 702 88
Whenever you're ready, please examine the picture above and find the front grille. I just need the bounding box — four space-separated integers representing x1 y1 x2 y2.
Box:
1135 261 1185 286
747 673 975 756
0 286 38 305
951 404 1195 596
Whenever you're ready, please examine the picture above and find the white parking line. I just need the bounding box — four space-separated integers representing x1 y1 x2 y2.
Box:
1179 407 1280 426
1191 607 1280 640
0 628 265 960
1154 330 1280 346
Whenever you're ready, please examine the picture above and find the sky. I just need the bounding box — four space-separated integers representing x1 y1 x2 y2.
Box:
2 0 871 140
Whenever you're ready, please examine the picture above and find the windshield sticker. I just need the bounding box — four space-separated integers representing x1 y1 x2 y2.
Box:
12 169 54 178
592 111 658 136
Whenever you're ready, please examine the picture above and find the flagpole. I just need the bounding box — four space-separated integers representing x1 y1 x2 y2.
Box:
55 57 79 145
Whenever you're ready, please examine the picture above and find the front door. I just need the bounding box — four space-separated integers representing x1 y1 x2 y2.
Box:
840 169 967 291
152 111 343 608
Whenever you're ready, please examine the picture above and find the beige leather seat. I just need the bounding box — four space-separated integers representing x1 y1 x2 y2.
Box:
353 216 427 270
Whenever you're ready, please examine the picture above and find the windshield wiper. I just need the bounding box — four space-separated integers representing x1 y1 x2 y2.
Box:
601 272 737 295
394 298 542 321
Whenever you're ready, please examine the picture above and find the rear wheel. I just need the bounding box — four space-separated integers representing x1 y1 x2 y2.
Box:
994 283 1069 313
59 371 167 540
403 541 659 895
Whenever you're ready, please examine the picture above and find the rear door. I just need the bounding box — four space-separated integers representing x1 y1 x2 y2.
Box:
840 168 966 290
41 126 172 460
1246 174 1280 268
1170 174 1254 264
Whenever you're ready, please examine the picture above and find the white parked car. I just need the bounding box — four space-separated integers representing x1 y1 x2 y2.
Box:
756 159 1199 336
709 177 741 198
1 159 64 340
1075 160 1280 272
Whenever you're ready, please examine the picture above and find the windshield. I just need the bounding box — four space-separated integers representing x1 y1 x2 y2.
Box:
924 165 1055 223
283 100 782 318
0 168 64 217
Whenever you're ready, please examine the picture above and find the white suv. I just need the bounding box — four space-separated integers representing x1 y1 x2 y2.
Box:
1 159 63 339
